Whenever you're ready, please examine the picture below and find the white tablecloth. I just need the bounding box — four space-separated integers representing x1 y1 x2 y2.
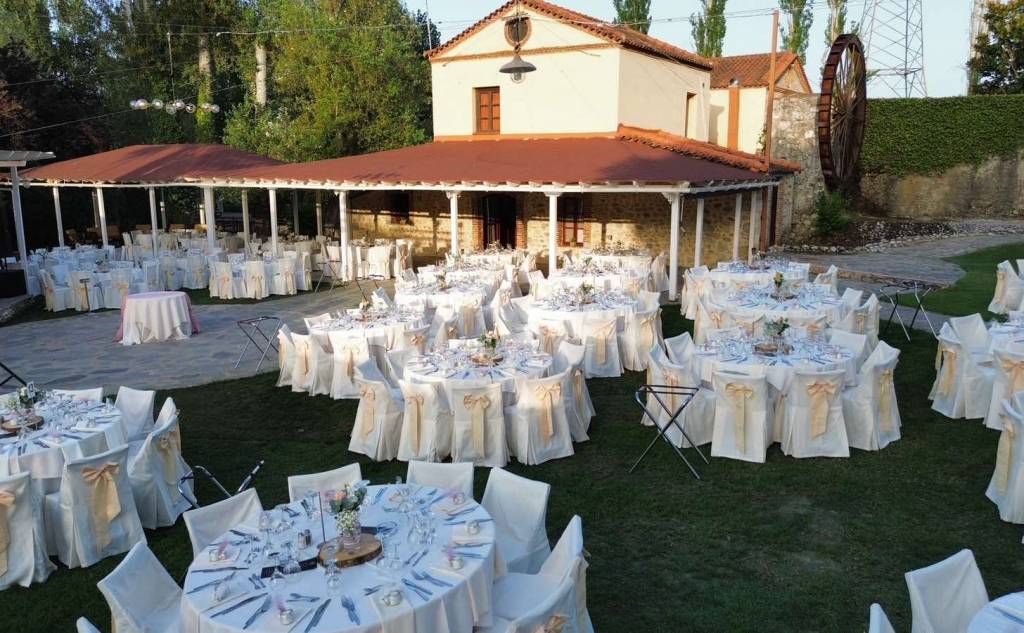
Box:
417 266 504 286
527 294 638 339
692 340 855 392
116 291 199 345
550 270 646 292
395 283 492 311
461 251 521 267
709 263 808 288
579 251 650 271
180 485 501 633
718 289 846 324
968 593 1024 632
404 348 551 409
310 314 423 352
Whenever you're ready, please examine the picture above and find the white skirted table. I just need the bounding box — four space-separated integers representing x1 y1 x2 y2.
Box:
968 593 1024 632
180 485 502 633
115 291 200 345
692 338 856 391
404 345 552 410
527 291 638 342
717 288 846 325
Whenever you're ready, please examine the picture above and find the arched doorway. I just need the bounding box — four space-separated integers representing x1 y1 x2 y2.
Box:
481 194 516 248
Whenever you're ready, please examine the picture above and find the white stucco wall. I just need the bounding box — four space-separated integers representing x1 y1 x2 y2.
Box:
708 87 768 153
617 49 710 140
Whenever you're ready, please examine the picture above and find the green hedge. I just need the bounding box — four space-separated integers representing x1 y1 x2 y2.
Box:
859 94 1024 176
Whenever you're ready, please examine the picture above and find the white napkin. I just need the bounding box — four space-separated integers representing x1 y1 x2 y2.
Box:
192 581 250 613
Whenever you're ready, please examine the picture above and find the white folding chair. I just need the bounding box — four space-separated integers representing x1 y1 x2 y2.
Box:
115 386 155 443
97 542 182 633
327 332 370 399
986 398 1024 523
287 464 363 502
44 445 145 568
406 461 473 499
397 380 452 462
348 371 403 462
905 549 988 633
127 416 191 530
508 371 576 465
0 472 55 590
483 468 551 574
451 383 508 468
780 369 848 458
182 488 263 556
842 342 901 451
710 371 773 463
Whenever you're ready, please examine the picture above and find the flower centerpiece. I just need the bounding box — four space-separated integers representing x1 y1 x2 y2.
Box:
473 330 501 365
575 281 595 306
770 271 794 300
356 300 371 320
436 270 449 291
331 482 368 549
758 318 791 354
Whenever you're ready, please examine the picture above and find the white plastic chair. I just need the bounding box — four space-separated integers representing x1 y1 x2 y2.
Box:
710 371 772 463
115 386 155 443
780 369 849 458
349 370 403 462
44 445 146 568
904 549 988 633
0 472 55 590
287 463 363 502
843 342 902 451
276 324 296 388
509 371 576 465
581 316 622 379
985 398 1024 523
327 332 370 399
397 380 453 462
483 468 551 574
127 416 191 530
622 308 662 372
868 603 896 633
97 542 182 633
182 488 263 556
54 387 104 403
451 383 508 468
406 461 473 499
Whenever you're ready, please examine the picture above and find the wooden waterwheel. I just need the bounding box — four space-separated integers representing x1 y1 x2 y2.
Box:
817 34 867 192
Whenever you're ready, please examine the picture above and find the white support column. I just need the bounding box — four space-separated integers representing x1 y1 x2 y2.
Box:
198 199 206 226
748 190 761 262
315 191 323 237
9 167 29 290
546 192 560 276
337 190 350 280
241 190 251 249
96 187 109 248
268 189 279 256
159 190 167 229
203 186 217 254
693 197 705 268
446 191 460 255
664 192 682 301
732 192 743 261
52 187 65 247
292 190 300 235
148 187 159 254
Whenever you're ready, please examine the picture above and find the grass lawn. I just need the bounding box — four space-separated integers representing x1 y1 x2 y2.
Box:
900 242 1024 318
3 311 1023 632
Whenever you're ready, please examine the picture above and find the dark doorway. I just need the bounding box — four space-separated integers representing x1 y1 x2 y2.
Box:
481 194 516 248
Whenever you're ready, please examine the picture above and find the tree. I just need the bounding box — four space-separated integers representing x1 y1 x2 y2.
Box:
969 0 1024 94
691 0 728 58
824 0 847 48
613 0 651 34
779 0 813 64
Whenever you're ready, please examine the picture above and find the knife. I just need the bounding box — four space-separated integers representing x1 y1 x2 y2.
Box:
186 571 236 594
304 598 331 633
210 592 266 618
243 596 272 629
193 565 250 573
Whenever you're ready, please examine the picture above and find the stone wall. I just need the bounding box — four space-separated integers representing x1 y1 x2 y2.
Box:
771 93 824 240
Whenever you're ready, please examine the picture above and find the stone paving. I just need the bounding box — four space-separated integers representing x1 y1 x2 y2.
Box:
1 282 389 393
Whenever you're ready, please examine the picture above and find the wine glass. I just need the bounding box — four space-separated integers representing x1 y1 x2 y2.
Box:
325 562 342 596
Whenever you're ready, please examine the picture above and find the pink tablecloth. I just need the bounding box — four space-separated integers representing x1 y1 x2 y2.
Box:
113 291 201 345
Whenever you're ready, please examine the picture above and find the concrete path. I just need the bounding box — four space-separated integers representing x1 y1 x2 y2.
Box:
1 282 389 393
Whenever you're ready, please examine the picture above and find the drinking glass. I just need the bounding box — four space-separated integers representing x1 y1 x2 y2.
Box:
325 563 342 596
304 490 321 519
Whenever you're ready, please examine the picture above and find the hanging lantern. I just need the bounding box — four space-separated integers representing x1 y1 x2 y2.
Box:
499 53 536 83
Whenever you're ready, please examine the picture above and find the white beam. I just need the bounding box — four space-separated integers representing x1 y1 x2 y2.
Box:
268 188 279 256
198 198 206 225
241 190 250 249
693 198 705 268
732 193 743 261
148 187 159 254
665 192 682 301
546 192 560 276
338 190 350 280
159 190 167 229
96 187 109 248
9 167 30 291
315 190 323 237
446 191 460 255
52 187 64 247
292 190 300 235
203 186 217 254
748 191 762 262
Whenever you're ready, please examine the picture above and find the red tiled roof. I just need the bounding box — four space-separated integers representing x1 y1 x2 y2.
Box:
20 144 282 184
427 0 712 71
709 52 810 90
616 125 801 173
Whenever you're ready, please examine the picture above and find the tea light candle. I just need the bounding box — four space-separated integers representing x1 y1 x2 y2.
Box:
451 492 466 506
448 555 464 570
465 519 480 535
383 588 403 606
278 608 295 625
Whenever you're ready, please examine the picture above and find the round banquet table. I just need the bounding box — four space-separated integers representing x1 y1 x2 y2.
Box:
309 314 423 352
692 339 856 392
579 252 651 271
403 347 552 409
394 283 492 311
115 291 200 346
708 264 808 288
527 293 638 340
461 251 521 267
717 289 846 325
968 593 1024 632
549 269 646 292
987 322 1024 354
417 266 504 286
0 400 126 493
180 485 501 633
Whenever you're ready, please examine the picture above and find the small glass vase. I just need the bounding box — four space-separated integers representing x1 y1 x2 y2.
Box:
338 510 361 550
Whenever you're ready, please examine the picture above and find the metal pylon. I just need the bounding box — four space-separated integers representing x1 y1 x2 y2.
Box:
860 0 927 98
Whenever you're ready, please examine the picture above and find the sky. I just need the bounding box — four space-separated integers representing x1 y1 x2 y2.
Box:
416 0 973 98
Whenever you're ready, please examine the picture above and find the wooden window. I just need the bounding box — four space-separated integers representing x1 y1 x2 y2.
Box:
475 87 500 135
557 197 585 247
389 192 410 224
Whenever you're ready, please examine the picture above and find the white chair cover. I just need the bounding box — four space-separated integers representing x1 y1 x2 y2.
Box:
664 332 695 366
868 604 896 633
372 287 396 309
182 488 262 556
693 299 726 346
244 260 268 300
327 332 371 399
531 319 572 358
682 266 709 320
904 549 988 633
813 264 839 292
127 416 191 529
97 542 182 633
397 380 453 462
622 308 662 371
406 461 473 499
554 341 594 442
930 325 994 420
581 316 622 379
645 346 714 448
276 324 296 388
54 387 104 402
983 345 1024 430
44 445 145 568
115 386 155 442
985 398 1024 523
348 370 403 461
290 333 332 396
841 287 864 310
287 463 363 502
76 618 102 633
483 468 551 574
159 256 181 291
451 383 508 468
842 342 902 451
710 371 772 463
780 369 849 458
949 313 992 356
397 323 430 354
827 329 869 384
0 472 55 590
990 260 1024 314
272 256 297 295
155 397 178 427
509 371 576 465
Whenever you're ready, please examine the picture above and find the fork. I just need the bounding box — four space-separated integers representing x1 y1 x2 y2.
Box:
362 584 383 596
411 569 452 588
340 595 360 625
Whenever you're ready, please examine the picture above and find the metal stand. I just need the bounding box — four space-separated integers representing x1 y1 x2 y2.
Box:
234 316 283 372
0 360 26 391
631 384 707 479
879 279 942 340
314 259 344 293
